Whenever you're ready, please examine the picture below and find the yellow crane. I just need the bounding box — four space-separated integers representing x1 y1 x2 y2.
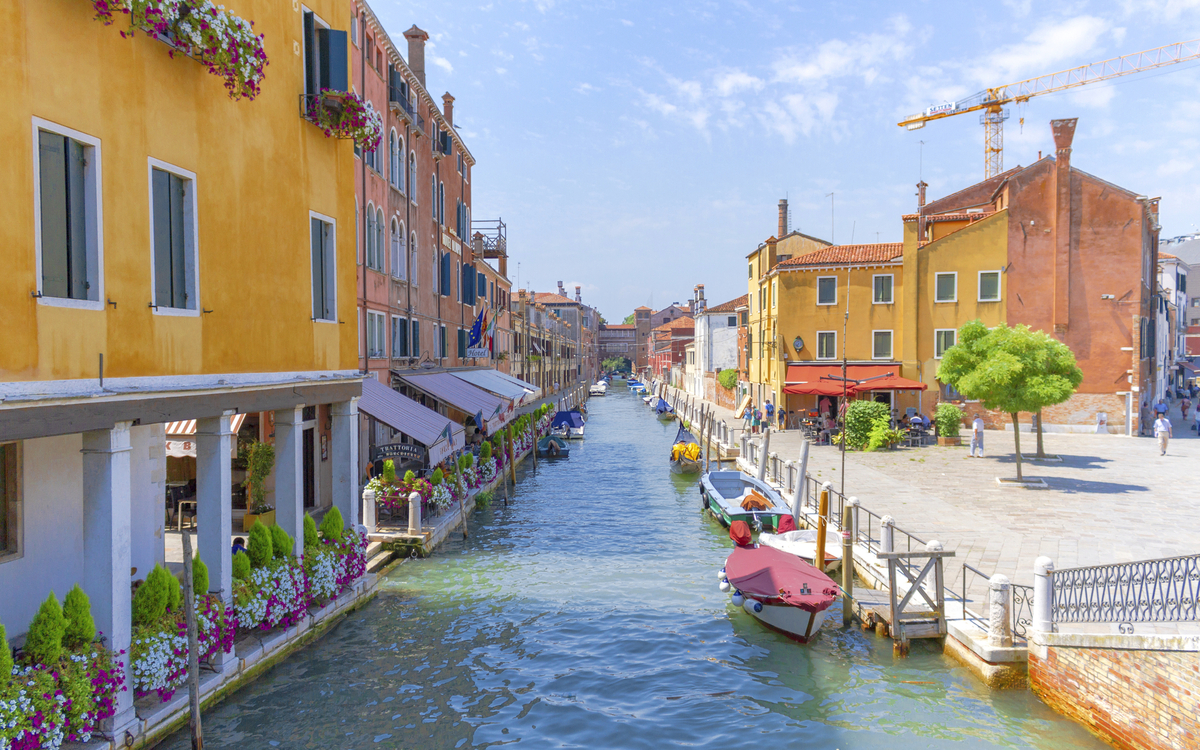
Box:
899 39 1200 178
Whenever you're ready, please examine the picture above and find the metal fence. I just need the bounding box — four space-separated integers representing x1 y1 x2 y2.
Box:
1050 554 1200 626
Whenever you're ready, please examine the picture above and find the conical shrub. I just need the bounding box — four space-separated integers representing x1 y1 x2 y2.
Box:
192 553 210 597
62 585 95 650
271 524 294 559
319 507 344 542
24 593 66 665
248 520 273 568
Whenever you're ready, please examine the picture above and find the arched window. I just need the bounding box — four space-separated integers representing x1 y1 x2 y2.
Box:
410 232 418 286
391 218 406 280
389 130 399 186
397 136 406 192
430 175 436 217
431 233 438 290
438 182 445 226
376 208 385 273
408 152 416 198
365 203 377 270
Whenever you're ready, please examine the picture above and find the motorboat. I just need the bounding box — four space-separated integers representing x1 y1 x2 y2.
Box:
589 380 608 396
537 435 570 458
698 470 791 531
758 516 843 575
654 398 675 422
719 521 840 642
550 410 585 439
670 422 703 475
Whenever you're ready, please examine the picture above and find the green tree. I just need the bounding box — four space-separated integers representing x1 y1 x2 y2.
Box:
717 369 738 391
62 585 95 650
622 313 635 325
937 321 1082 481
242 441 276 514
25 593 66 664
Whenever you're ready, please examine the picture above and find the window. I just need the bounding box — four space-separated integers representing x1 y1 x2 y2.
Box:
438 181 445 226
367 310 386 358
408 152 417 199
458 327 467 358
149 161 198 312
817 276 837 305
389 130 400 186
410 232 418 286
748 264 753 279
303 10 347 98
0 443 21 562
365 204 377 270
310 213 336 321
978 270 1001 302
935 272 957 302
411 319 420 357
440 324 448 358
872 330 893 360
873 274 893 304
432 244 439 290
375 208 385 271
390 219 405 280
440 252 451 297
34 121 103 306
727 315 737 327
392 315 408 357
396 136 405 193
816 331 837 359
772 280 777 308
934 329 956 358
430 175 436 217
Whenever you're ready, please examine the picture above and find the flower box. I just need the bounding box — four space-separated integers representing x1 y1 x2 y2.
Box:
937 436 962 446
242 508 275 531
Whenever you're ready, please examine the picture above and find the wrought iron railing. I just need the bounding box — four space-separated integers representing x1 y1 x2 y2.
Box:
1050 554 1200 625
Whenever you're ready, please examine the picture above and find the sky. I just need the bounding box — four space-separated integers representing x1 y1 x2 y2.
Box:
369 0 1200 322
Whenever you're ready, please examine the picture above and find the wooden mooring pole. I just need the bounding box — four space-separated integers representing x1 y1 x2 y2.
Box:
180 531 204 749
842 497 856 626
815 482 830 574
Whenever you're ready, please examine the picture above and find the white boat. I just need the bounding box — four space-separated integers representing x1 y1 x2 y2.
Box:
589 381 608 396
551 410 585 439
758 529 843 575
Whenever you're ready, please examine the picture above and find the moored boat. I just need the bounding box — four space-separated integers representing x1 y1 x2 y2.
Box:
550 410 585 439
757 516 842 574
669 422 702 474
718 521 841 642
654 398 675 421
537 434 570 458
698 470 791 531
589 380 608 396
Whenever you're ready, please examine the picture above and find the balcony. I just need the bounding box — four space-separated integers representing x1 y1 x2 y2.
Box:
471 219 507 260
388 70 414 124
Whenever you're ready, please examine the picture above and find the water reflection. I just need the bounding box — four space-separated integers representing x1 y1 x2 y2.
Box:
160 391 1104 749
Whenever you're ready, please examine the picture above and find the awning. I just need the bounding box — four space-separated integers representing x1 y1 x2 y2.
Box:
851 374 928 393
359 377 464 465
486 369 542 400
395 372 510 433
165 414 248 458
451 368 534 406
783 364 896 396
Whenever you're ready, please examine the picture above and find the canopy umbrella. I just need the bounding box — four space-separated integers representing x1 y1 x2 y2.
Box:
850 375 928 393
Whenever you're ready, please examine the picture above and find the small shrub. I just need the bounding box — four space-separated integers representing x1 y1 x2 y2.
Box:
866 416 906 452
303 514 319 549
480 441 492 462
232 551 252 580
248 521 273 568
382 459 397 484
843 400 890 450
0 623 12 678
62 584 95 650
320 507 344 542
132 566 169 627
403 469 416 483
271 524 294 559
431 468 444 486
192 553 210 596
25 593 66 664
717 369 738 391
936 403 964 437
475 490 493 509
166 569 182 613
243 441 276 514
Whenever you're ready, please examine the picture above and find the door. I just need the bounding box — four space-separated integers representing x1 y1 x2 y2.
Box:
303 427 316 509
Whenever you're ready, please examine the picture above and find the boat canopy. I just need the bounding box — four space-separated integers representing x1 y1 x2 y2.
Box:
673 422 697 445
654 398 672 414
725 545 841 613
551 410 584 429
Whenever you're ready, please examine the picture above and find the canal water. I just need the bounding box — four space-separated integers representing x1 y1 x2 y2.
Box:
161 389 1106 749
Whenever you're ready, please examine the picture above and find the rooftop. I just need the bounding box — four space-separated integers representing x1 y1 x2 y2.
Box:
601 324 635 330
534 292 576 305
777 243 903 269
652 316 695 333
705 294 748 314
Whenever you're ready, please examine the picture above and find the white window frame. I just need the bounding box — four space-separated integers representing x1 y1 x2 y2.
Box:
409 151 417 202
375 207 385 273
816 276 838 306
872 329 893 360
934 328 957 359
309 210 337 323
389 129 399 187
816 330 837 360
978 269 1002 302
365 201 377 270
392 314 407 358
147 157 200 316
32 117 105 310
301 7 331 100
873 273 894 304
367 310 386 359
934 272 957 303
391 218 406 280
772 279 777 308
409 232 418 287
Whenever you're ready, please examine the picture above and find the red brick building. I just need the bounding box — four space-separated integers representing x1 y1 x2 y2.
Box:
649 317 694 381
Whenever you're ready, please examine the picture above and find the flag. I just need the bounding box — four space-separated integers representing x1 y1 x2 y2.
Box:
468 308 485 347
436 422 453 444
484 310 496 350
475 410 485 430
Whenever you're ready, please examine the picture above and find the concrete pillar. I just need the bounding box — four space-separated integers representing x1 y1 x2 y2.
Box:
81 422 137 737
332 398 361 527
881 515 896 554
1033 556 1055 634
408 491 422 534
195 411 237 673
988 573 1014 647
362 487 376 533
847 496 859 544
756 428 771 481
273 406 305 556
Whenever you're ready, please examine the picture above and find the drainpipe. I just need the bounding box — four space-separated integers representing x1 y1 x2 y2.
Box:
360 8 368 375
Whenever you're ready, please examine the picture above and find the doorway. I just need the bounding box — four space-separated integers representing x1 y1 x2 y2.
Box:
303 427 315 509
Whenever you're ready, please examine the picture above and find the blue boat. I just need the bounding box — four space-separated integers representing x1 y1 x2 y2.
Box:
654 397 675 422
550 410 585 439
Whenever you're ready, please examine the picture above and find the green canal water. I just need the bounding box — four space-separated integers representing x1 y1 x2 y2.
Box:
161 389 1106 749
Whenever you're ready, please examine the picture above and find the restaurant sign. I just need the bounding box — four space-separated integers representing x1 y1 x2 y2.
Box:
371 442 427 462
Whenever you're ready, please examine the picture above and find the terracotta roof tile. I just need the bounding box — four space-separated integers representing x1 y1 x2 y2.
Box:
534 292 576 305
901 211 997 223
1159 252 1178 260
634 305 652 310
777 243 903 268
602 324 635 330
652 316 695 332
704 294 748 314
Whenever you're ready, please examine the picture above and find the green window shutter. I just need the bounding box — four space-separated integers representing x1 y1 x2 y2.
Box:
311 218 324 319
38 131 69 299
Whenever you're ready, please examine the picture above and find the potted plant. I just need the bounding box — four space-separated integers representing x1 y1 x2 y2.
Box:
242 441 276 530
936 402 965 446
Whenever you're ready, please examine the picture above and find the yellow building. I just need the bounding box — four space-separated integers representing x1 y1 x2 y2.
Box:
0 1 364 735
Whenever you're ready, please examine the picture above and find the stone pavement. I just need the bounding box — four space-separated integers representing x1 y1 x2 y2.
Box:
658 383 1200 602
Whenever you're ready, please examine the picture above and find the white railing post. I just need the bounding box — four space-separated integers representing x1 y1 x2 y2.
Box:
407 491 422 535
988 574 1014 647
362 487 376 533
847 496 859 543
1033 556 1055 634
881 515 895 554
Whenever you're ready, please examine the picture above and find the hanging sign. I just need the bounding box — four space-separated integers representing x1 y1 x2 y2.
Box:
371 442 426 462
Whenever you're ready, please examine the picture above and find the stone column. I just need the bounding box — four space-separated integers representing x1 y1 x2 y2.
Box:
196 412 234 613
881 515 896 554
362 487 376 533
273 406 305 556
988 573 1014 647
332 398 361 527
408 491 422 534
1033 556 1055 634
81 422 138 737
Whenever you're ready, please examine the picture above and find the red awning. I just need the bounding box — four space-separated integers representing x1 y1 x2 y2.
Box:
851 375 928 393
783 364 895 395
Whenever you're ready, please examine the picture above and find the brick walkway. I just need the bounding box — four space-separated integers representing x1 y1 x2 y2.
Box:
659 384 1200 599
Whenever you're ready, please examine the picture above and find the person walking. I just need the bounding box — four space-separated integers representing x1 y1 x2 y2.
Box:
1154 412 1173 455
764 399 775 429
1182 397 1192 422
1193 404 1200 435
970 415 985 458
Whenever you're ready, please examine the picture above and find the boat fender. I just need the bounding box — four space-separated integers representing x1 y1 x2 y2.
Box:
731 591 745 607
718 580 731 593
717 567 726 581
743 599 763 615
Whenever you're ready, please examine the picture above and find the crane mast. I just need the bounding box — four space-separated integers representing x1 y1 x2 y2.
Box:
900 39 1200 178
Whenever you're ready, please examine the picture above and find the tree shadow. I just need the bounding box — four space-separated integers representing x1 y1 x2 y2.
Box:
992 453 1112 470
1038 477 1150 495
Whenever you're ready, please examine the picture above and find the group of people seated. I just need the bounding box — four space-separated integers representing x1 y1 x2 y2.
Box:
894 410 933 431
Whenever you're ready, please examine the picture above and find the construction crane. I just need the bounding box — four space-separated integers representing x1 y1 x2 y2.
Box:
899 39 1200 178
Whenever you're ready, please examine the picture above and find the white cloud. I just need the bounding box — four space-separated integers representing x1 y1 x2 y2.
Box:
771 16 913 85
496 67 507 75
620 19 634 27
713 70 764 97
432 55 454 74
1158 157 1193 176
969 16 1110 85
1002 0 1033 17
576 82 600 94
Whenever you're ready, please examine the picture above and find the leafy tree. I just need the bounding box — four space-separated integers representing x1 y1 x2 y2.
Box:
242 441 276 514
62 585 95 650
25 593 66 664
937 321 1082 481
622 313 635 325
717 369 738 391
843 400 889 450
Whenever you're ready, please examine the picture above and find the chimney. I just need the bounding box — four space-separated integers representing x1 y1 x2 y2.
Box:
403 25 429 88
778 199 789 237
916 181 927 209
694 284 706 314
442 92 454 128
557 281 566 296
1051 118 1078 335
575 285 581 302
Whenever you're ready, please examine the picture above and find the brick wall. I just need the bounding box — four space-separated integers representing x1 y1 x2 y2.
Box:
1030 644 1200 750
943 392 1130 433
